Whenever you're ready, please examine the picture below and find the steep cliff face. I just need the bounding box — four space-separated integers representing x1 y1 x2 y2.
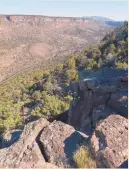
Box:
0 15 110 82
68 68 128 168
0 15 110 24
69 68 128 132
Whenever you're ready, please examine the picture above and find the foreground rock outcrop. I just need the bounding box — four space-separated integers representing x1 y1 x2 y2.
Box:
39 120 87 167
40 120 75 167
0 118 87 168
89 114 128 168
0 118 50 168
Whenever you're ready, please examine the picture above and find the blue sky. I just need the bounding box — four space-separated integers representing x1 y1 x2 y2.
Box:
0 0 128 21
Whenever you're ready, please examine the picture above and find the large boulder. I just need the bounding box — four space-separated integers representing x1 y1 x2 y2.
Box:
39 120 87 167
89 114 128 168
15 140 58 168
0 118 50 168
15 141 46 168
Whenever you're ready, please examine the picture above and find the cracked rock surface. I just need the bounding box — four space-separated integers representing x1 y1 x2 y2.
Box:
0 118 87 168
0 118 50 168
89 114 128 168
69 68 128 132
39 120 87 168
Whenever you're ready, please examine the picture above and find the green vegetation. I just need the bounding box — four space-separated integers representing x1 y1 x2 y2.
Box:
0 22 128 134
56 63 64 72
65 58 76 69
0 68 73 133
73 146 96 168
74 21 128 71
116 62 128 69
65 69 78 82
100 21 128 64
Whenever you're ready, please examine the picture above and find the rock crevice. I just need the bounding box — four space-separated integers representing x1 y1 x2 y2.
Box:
68 68 128 168
69 68 128 131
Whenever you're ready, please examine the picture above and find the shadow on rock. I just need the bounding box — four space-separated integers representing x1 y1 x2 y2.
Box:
118 160 128 168
0 130 22 149
64 131 87 159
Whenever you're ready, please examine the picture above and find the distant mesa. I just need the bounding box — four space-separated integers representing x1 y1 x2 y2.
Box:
83 16 115 22
83 16 124 27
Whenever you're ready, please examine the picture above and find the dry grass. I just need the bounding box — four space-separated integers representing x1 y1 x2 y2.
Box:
73 146 96 168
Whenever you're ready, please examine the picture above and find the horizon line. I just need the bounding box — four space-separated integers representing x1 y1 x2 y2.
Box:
0 14 127 22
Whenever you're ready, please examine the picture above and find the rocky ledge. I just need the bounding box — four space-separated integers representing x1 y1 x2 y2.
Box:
69 68 128 131
0 68 128 168
0 118 88 168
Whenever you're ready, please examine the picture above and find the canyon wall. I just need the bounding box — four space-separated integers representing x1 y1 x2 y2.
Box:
0 15 110 82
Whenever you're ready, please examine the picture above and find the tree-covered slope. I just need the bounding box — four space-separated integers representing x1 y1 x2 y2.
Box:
75 21 128 71
101 21 128 62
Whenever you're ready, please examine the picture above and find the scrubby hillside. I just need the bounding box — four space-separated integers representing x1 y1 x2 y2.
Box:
74 21 128 71
0 21 128 134
0 15 110 82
